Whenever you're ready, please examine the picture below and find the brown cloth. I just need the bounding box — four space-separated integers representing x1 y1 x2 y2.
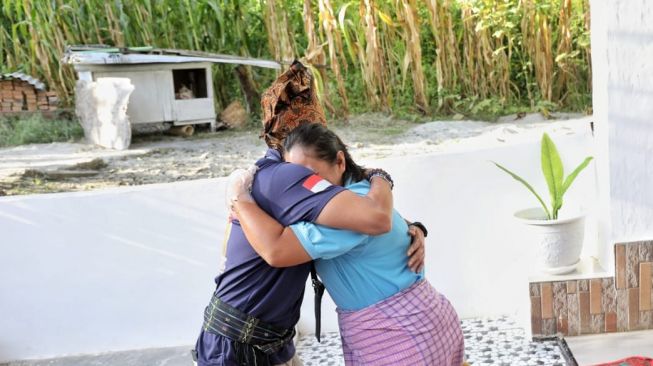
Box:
260 60 326 150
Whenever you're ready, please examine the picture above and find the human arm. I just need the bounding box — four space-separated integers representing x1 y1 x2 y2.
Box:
225 166 392 266
233 195 373 267
233 195 312 267
314 175 393 235
246 162 394 235
231 191 425 269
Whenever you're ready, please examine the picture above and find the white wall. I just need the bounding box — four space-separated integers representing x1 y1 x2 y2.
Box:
0 125 597 361
599 0 653 244
0 180 227 362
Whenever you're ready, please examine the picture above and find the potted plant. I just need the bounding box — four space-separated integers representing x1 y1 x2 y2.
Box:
493 133 593 274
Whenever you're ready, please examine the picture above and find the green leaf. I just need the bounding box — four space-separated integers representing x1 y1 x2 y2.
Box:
541 133 564 218
561 157 594 196
493 161 551 219
377 10 396 27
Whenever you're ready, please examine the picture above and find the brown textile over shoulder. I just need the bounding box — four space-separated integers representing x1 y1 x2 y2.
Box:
260 60 326 150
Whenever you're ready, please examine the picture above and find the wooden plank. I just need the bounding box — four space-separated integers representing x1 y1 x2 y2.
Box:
640 262 652 311
590 279 603 314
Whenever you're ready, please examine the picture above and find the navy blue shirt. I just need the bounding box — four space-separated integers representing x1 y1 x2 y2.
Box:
196 149 345 365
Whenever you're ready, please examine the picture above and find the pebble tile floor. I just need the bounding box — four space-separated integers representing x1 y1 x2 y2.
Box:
7 316 568 366
296 316 568 366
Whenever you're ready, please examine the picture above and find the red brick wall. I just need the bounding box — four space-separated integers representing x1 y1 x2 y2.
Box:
0 79 58 113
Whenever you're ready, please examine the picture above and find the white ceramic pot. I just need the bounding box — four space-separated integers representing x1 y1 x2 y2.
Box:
514 208 586 275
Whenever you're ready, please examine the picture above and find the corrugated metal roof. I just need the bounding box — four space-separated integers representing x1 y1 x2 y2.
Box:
1 72 46 90
62 45 281 70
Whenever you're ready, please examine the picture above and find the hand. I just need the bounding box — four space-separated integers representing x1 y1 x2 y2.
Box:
406 224 425 272
226 165 257 219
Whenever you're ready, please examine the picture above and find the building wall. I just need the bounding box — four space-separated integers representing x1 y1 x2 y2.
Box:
604 0 653 243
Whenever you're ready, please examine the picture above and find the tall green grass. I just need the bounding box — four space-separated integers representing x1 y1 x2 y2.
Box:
0 0 592 118
0 114 83 147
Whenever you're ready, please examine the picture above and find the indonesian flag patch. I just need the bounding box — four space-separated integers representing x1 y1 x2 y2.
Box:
302 174 332 193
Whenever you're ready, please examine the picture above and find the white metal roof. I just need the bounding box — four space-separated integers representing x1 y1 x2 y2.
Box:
62 46 281 70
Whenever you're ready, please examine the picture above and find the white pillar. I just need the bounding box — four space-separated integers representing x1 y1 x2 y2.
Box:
589 0 612 271
604 0 653 244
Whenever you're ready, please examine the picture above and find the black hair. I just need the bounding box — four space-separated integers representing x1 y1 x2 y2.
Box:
283 123 366 183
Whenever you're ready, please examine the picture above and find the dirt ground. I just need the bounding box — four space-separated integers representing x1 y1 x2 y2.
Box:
0 112 588 196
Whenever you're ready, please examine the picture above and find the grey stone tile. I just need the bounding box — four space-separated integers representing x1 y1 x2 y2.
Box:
617 289 629 331
567 293 580 336
553 282 568 318
627 243 640 288
602 277 617 313
639 241 653 262
590 314 605 334
530 283 541 297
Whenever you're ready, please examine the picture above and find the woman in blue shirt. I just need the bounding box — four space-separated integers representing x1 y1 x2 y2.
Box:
231 124 464 366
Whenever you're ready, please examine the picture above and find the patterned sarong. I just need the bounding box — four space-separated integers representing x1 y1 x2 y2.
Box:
337 280 464 366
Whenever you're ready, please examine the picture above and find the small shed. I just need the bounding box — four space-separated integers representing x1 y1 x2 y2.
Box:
63 46 280 131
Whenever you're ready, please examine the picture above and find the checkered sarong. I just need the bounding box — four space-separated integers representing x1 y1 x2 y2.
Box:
337 280 464 366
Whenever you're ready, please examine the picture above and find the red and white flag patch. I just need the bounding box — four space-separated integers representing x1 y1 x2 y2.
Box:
302 174 332 193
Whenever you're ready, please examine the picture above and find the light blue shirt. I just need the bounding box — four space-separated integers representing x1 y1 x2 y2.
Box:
290 179 424 311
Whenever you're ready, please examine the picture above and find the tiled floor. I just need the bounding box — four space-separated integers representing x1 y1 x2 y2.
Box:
7 316 569 366
297 316 568 366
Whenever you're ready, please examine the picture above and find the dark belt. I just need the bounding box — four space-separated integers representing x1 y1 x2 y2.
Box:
200 293 295 362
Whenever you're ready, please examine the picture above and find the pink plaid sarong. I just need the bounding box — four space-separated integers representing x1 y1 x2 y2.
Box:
336 280 464 366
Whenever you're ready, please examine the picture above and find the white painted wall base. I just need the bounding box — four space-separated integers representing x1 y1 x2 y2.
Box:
0 180 226 361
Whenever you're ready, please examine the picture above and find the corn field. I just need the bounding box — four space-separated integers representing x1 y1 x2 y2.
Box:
0 0 591 118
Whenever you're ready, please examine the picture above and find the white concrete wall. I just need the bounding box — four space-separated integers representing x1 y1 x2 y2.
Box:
0 180 227 361
0 125 597 361
597 0 653 244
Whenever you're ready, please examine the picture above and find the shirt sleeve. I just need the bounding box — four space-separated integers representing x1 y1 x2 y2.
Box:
290 222 369 260
251 163 346 226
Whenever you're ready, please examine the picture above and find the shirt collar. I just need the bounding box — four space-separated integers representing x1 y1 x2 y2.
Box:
264 148 282 162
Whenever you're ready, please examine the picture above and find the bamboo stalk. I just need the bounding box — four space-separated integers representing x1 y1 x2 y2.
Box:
319 0 349 116
399 0 428 112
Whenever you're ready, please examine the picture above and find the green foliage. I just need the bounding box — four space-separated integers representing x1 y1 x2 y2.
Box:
0 114 83 147
493 133 593 220
0 0 592 119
